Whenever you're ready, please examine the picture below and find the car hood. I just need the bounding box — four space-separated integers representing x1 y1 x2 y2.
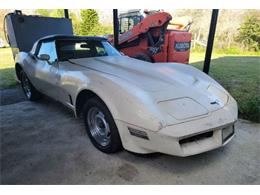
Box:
69 56 229 118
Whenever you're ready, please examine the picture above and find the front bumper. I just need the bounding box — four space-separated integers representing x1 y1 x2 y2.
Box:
116 120 235 157
115 99 237 157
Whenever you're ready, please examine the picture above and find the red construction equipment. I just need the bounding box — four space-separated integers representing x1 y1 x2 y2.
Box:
109 10 192 64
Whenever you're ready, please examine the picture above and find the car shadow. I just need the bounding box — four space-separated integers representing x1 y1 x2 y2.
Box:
115 144 230 175
0 85 26 105
1 84 231 175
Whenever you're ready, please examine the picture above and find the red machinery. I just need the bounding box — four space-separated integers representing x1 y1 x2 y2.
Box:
110 10 192 64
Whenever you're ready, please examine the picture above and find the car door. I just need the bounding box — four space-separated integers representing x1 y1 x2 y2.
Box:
32 40 61 100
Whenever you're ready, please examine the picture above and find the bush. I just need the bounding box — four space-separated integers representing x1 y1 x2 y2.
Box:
237 11 260 52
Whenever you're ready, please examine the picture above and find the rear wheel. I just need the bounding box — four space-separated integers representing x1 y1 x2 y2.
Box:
83 98 122 153
20 71 42 101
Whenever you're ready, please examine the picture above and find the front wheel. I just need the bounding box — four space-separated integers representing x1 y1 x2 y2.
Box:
20 71 42 101
83 98 122 153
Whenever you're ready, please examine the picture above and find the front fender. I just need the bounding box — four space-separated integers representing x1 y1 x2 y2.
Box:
14 52 29 80
15 52 28 67
74 72 165 132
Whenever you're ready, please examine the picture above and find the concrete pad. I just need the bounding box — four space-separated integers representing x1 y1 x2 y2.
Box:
0 88 259 184
0 86 26 106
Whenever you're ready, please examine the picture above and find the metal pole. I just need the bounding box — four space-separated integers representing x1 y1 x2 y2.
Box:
203 9 219 74
64 9 69 19
113 9 119 49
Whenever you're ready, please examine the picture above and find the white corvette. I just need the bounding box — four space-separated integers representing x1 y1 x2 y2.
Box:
15 35 238 156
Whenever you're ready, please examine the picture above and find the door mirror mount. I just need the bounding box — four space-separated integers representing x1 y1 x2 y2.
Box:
39 54 50 62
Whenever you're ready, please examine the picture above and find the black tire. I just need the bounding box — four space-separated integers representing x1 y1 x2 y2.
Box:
83 97 122 153
133 53 152 62
20 71 42 101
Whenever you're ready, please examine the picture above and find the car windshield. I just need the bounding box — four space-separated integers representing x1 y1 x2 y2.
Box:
56 39 121 61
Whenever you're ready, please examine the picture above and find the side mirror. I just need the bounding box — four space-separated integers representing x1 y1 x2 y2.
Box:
39 54 50 62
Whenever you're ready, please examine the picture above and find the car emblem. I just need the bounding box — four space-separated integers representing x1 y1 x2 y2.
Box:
210 100 220 105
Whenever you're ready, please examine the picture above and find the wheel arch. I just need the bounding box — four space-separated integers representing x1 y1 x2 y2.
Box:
15 63 23 81
75 89 118 119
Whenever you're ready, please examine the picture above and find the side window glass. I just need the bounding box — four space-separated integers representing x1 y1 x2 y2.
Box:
120 17 129 34
128 17 135 29
96 45 108 56
133 16 141 26
38 41 57 63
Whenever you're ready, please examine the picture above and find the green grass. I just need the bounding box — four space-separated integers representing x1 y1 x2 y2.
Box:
0 48 17 89
190 52 260 122
0 48 259 122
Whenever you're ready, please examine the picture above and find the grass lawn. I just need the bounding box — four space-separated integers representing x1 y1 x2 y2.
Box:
0 48 259 122
190 52 260 122
0 48 16 89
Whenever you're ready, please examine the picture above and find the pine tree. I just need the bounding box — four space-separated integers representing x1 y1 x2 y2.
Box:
80 9 99 36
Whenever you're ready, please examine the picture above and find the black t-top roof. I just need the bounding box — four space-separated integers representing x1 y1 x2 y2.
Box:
38 34 107 42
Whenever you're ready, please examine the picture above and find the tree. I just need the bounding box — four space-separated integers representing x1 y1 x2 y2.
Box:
35 9 64 18
0 9 10 42
215 10 246 49
80 9 99 36
34 9 111 36
69 12 81 35
173 9 211 42
237 10 260 51
34 9 52 17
